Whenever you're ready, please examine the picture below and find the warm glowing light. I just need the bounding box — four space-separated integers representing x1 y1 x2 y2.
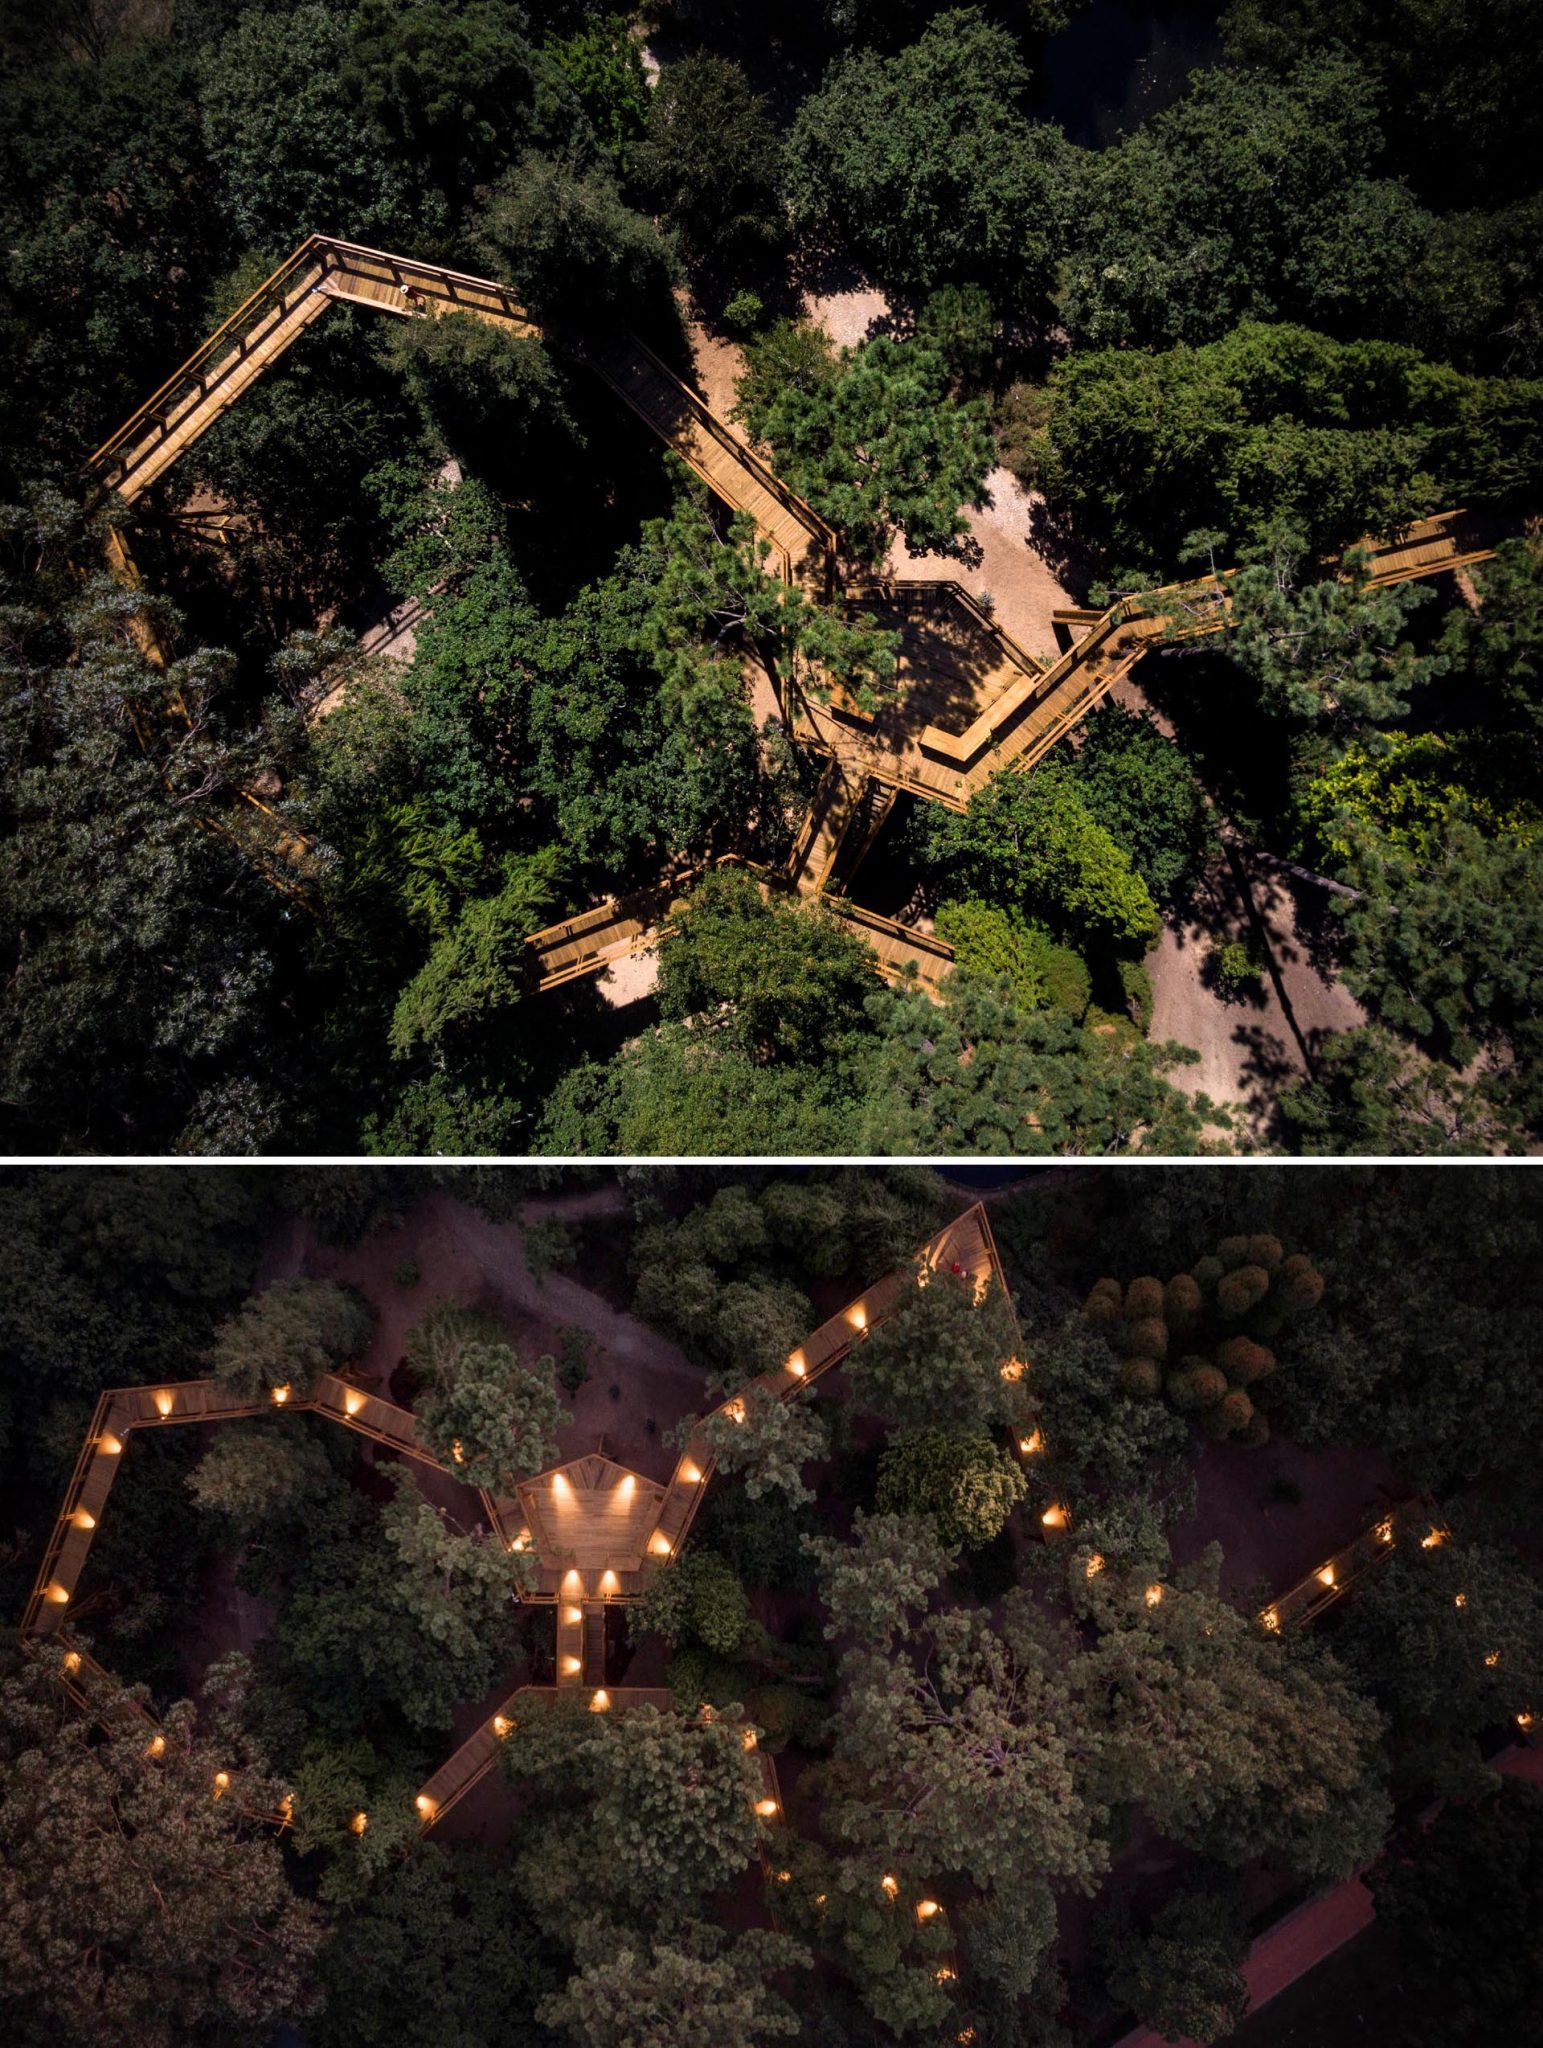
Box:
935 1965 956 1985
561 1656 582 1676
1040 1503 1066 1529
814 1893 827 1907
510 1529 531 1553
271 1384 291 1406
742 1729 758 1751
958 2032 980 2046
213 1771 230 1798
1485 1650 1500 1667
45 1583 69 1605
776 1868 791 1883
563 1605 583 1625
492 1714 512 1737
1422 1528 1444 1549
590 1689 611 1713
1518 1712 1535 1730
415 1795 436 1819
1317 1564 1336 1589
1020 1429 1043 1456
552 1471 572 1498
681 1462 702 1485
1376 1518 1394 1544
916 1899 941 1921
62 1650 81 1674
849 1305 868 1333
726 1398 747 1424
617 1473 636 1499
154 1390 174 1417
600 1570 620 1596
650 1533 672 1557
450 1439 465 1464
146 1734 165 1757
881 1873 900 1898
562 1569 583 1595
1000 1357 1026 1382
351 1811 368 1835
71 1509 96 1530
755 1797 779 1818
279 1794 294 1822
1085 1553 1105 1579
99 1433 123 1456
1262 1607 1280 1633
344 1388 364 1416
1145 1583 1164 1607
786 1350 807 1378
1455 1592 1468 1608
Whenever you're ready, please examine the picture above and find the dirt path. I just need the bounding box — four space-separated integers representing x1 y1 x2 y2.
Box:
280 1191 709 1487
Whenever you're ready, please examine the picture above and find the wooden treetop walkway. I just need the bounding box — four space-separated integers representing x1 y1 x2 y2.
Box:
87 229 1504 1005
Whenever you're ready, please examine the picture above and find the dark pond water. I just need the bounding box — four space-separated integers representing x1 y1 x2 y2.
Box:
1033 0 1226 146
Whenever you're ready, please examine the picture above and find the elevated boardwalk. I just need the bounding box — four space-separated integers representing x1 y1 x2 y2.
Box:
85 231 1506 998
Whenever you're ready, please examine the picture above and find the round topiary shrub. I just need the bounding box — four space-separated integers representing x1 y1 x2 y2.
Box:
1167 1361 1229 1411
1275 1256 1325 1313
1123 1315 1169 1361
1247 1234 1284 1270
1120 1356 1162 1398
1192 1256 1224 1290
1217 1264 1271 1318
1217 1236 1252 1270
1164 1272 1204 1328
1216 1387 1255 1432
1216 1336 1276 1385
1125 1276 1166 1320
1084 1281 1123 1330
1238 1411 1271 1448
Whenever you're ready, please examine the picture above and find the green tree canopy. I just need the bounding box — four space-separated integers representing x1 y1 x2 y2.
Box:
875 1425 1027 1547
210 1278 376 1400
416 1339 563 1493
844 1261 1024 1434
783 8 1068 312
735 329 994 564
636 57 784 283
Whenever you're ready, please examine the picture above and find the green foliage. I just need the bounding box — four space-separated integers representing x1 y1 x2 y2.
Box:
933 900 1092 1017
657 869 883 1064
735 331 994 564
475 152 671 322
523 1217 577 1282
312 1845 560 2048
1032 322 1543 567
636 57 783 280
388 850 565 1058
187 1422 338 1531
875 1426 1027 1547
545 11 649 173
1333 813 1543 1134
844 1262 1024 1434
386 315 579 469
1279 1026 1522 1156
1063 704 1216 905
698 1386 830 1508
807 1507 958 1648
922 769 1162 954
1097 1879 1251 2047
210 1279 375 1400
1365 1782 1543 2045
0 1653 322 2048
783 9 1068 311
862 973 1218 1155
539 1921 807 2048
416 1341 563 1493
1059 56 1430 352
634 1551 752 1659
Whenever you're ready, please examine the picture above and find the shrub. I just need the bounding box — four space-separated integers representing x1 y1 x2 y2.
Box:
1192 1256 1224 1289
1276 1255 1326 1313
1085 1280 1124 1329
1238 1412 1271 1448
1216 1388 1255 1434
722 288 764 334
1217 1236 1252 1270
1044 940 1094 1018
1167 1362 1229 1411
1120 957 1155 1033
1126 1276 1166 1320
394 1258 421 1288
557 1327 592 1394
1216 1336 1276 1385
1124 1315 1170 1360
1164 1273 1204 1327
1120 1357 1163 1399
1247 1234 1284 1270
1217 1264 1271 1318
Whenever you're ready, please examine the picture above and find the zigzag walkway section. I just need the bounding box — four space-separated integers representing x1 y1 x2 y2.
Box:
20 1206 1003 1833
84 234 1502 1001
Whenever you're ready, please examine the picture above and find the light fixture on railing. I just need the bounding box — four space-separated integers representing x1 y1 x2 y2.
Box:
881 1873 899 1898
1262 1606 1280 1632
754 1796 779 1818
71 1509 95 1531
786 1351 807 1379
350 1811 368 1835
681 1461 702 1485
1085 1553 1104 1580
1316 1564 1336 1589
415 1795 436 1820
589 1689 611 1713
1040 1503 1066 1530
98 1433 123 1456
154 1390 175 1417
492 1714 512 1738
344 1388 364 1416
270 1384 290 1406
1144 1583 1164 1608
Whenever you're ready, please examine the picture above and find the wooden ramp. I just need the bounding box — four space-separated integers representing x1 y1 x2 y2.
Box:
787 756 859 898
589 332 836 588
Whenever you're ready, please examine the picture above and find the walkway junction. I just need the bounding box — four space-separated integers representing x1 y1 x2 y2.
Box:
89 236 1501 997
